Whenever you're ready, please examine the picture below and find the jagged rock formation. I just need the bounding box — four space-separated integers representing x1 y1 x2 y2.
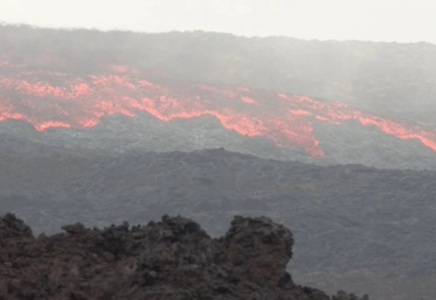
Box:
0 213 367 300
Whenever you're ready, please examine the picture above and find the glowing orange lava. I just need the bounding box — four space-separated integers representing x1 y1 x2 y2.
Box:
1 58 436 157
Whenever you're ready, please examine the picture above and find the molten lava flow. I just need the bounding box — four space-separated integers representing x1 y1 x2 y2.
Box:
1 57 436 156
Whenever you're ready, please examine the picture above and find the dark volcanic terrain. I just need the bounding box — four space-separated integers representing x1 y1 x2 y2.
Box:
1 145 436 299
0 213 367 300
1 25 436 300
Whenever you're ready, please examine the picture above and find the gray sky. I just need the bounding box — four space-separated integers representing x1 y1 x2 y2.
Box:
1 0 435 43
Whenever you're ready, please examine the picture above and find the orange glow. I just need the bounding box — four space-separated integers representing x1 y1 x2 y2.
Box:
1 58 436 157
241 96 257 105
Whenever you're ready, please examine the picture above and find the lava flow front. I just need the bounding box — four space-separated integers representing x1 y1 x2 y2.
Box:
1 58 436 157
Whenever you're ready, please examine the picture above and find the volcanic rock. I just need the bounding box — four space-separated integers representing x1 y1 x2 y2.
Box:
0 213 33 239
0 213 367 300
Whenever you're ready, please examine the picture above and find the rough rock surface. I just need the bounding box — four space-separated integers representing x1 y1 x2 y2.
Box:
2 148 435 299
0 213 367 300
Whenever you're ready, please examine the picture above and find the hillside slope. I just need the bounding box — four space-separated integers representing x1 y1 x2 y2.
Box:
2 25 435 125
2 26 436 169
1 146 436 299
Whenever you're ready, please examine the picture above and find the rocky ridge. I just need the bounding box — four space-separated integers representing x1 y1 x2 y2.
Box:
1 147 436 299
0 213 367 300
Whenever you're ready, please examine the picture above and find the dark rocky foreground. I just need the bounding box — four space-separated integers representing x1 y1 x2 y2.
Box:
0 213 367 300
1 147 436 299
